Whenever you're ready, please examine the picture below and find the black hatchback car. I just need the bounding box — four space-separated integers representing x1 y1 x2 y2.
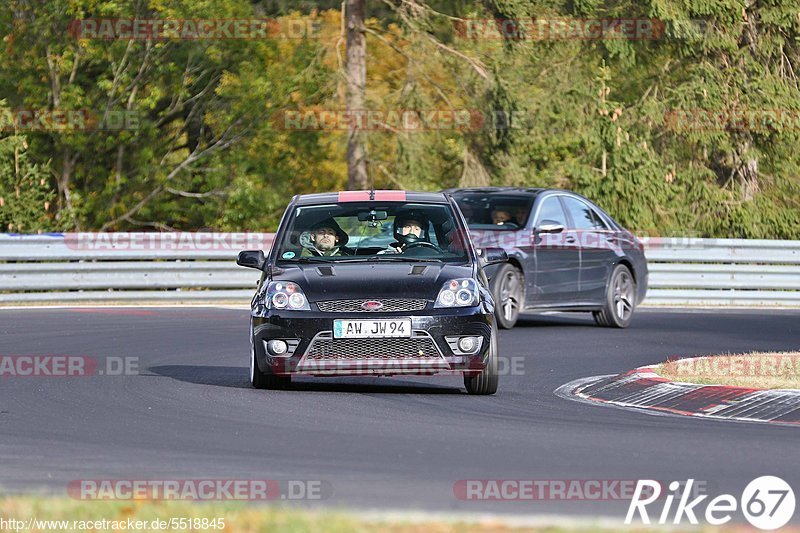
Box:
236 190 507 394
446 187 648 329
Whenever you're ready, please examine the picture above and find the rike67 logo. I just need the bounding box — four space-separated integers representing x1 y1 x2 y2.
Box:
626 476 795 530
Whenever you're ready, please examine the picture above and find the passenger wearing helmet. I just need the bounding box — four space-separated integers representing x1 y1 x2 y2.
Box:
299 218 354 256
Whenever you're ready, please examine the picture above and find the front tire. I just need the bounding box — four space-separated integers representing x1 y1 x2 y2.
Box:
250 342 291 390
464 326 499 395
593 264 636 328
490 263 523 329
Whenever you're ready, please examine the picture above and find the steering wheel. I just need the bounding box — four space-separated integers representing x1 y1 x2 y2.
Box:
404 241 443 254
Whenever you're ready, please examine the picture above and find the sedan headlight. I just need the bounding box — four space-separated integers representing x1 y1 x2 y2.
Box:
435 278 480 308
266 281 310 310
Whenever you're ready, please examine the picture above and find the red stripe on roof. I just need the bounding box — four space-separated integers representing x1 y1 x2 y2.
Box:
338 191 371 202
337 190 407 202
374 190 406 201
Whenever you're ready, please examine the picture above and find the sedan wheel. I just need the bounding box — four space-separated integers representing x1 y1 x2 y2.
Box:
593 264 636 328
491 263 523 329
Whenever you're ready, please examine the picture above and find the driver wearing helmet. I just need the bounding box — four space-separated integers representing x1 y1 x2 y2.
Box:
381 213 429 254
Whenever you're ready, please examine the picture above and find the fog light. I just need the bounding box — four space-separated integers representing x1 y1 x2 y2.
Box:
268 340 288 356
458 336 478 353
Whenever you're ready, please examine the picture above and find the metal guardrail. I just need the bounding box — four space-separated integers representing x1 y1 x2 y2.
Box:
0 233 265 303
643 238 800 306
0 233 798 306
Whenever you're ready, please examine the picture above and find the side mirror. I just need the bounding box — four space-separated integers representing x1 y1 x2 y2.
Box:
237 250 266 270
477 247 508 266
536 223 565 234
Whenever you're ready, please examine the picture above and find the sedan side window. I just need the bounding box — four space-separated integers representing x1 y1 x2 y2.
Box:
534 197 568 227
561 197 606 230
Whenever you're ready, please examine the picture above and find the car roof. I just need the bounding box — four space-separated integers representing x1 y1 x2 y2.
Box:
294 190 449 206
444 186 547 196
445 187 609 204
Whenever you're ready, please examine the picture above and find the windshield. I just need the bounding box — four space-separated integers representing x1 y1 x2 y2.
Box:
453 193 536 231
274 202 471 263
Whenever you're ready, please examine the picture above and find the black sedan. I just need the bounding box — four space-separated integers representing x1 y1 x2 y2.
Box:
236 190 508 394
445 187 648 329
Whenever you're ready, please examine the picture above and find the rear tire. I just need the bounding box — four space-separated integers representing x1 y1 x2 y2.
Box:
464 326 499 395
250 342 291 390
593 264 636 328
490 263 523 330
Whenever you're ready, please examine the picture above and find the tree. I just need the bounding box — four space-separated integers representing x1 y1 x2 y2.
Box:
0 131 55 233
346 0 368 189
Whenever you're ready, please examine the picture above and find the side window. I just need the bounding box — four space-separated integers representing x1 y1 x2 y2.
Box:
561 197 606 230
534 197 568 227
588 209 609 230
427 221 440 246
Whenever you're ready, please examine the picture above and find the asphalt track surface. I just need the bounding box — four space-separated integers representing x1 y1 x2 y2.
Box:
1 307 798 522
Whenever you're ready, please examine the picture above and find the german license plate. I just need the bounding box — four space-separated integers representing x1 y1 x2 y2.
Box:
333 319 412 338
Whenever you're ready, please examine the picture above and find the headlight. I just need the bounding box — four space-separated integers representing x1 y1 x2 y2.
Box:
266 281 310 310
435 278 480 308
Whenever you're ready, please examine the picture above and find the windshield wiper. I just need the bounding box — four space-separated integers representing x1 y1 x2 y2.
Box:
290 256 444 264
294 257 378 264
366 256 444 263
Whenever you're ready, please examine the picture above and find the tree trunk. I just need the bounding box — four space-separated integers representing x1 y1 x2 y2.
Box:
459 147 490 187
740 155 759 201
345 0 368 190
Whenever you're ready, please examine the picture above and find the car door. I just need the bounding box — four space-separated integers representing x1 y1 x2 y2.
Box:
560 196 618 302
529 195 581 306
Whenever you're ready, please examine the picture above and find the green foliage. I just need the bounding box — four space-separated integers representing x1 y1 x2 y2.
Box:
0 133 56 233
0 0 798 237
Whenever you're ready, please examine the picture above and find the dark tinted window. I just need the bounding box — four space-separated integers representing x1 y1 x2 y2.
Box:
452 193 535 230
535 197 568 227
561 197 607 230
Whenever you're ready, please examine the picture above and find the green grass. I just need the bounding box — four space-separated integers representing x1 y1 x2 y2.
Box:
0 497 756 532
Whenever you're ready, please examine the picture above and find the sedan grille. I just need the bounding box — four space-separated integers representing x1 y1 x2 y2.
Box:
316 298 427 313
305 335 441 361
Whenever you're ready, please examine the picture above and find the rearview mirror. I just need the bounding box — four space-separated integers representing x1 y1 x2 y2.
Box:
477 247 508 266
237 250 266 270
536 223 565 234
358 210 388 222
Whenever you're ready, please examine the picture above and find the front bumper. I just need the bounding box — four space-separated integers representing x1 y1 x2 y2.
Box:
251 306 493 377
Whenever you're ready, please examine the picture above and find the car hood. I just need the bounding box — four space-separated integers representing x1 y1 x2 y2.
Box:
271 262 474 301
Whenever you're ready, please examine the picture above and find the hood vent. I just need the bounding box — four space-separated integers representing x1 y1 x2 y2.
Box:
316 266 335 277
409 265 427 276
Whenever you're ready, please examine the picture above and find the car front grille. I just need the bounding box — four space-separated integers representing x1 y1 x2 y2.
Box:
316 298 427 313
304 334 441 361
